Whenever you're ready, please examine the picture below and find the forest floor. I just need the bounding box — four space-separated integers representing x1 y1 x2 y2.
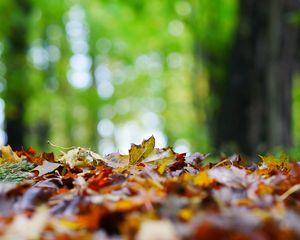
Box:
0 136 300 240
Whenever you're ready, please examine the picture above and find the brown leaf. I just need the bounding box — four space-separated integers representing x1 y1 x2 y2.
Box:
41 152 55 162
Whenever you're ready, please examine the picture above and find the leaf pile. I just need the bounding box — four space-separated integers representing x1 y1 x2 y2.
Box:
1 137 300 239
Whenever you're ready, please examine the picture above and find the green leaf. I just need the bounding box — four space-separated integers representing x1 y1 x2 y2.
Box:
129 136 155 165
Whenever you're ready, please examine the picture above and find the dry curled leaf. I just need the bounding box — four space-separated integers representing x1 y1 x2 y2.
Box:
58 147 105 168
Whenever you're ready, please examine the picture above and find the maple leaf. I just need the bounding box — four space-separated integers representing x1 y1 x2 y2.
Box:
129 136 155 165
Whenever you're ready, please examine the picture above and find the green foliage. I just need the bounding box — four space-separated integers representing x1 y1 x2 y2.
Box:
0 0 299 157
1 0 212 153
288 11 300 25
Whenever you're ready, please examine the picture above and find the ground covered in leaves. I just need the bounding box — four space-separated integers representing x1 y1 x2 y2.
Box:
1 137 300 240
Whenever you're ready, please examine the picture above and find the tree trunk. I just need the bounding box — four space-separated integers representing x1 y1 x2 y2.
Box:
214 0 299 156
4 0 31 150
266 0 299 149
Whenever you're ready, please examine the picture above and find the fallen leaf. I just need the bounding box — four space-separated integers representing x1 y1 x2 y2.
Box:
0 146 21 163
208 166 255 189
136 220 179 240
103 152 129 168
58 147 105 168
1 136 300 239
177 208 193 221
256 183 273 196
87 167 113 191
185 152 209 165
259 154 289 171
168 153 186 172
15 146 40 163
41 152 55 162
194 170 215 187
32 160 61 176
129 136 155 165
2 206 49 239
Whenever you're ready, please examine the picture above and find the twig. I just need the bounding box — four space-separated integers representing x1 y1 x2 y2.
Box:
47 140 75 150
212 159 231 168
279 183 300 201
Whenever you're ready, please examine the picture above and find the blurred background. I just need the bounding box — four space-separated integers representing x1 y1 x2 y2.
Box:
0 0 299 158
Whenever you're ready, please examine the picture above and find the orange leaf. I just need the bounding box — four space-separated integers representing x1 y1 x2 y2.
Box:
87 167 112 191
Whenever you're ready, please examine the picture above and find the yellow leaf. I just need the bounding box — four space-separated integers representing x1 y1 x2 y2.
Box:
129 136 155 165
279 153 289 168
259 154 276 165
157 161 170 174
259 153 289 170
182 172 192 182
251 208 270 220
0 145 21 164
115 199 135 211
256 183 273 195
193 170 214 187
59 218 81 230
232 198 252 206
177 208 193 221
